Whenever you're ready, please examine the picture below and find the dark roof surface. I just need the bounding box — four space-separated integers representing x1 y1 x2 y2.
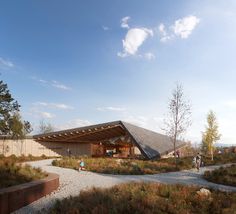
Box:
121 121 186 159
33 120 186 159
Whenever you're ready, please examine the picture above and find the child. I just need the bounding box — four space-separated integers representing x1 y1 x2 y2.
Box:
79 159 85 171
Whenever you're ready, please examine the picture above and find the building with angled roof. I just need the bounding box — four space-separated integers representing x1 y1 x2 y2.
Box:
33 121 187 159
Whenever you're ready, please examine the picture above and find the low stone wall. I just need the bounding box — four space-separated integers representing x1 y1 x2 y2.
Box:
0 173 59 214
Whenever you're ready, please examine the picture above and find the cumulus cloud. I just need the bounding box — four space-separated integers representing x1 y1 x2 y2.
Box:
34 102 74 110
97 106 126 112
0 57 14 68
172 15 200 39
121 16 130 29
158 15 200 42
118 28 153 57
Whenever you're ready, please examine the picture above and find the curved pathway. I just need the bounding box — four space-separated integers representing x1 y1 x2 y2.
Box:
13 159 236 214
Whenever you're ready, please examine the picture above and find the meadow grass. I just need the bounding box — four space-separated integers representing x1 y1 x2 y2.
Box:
0 157 47 188
204 164 236 187
49 182 236 214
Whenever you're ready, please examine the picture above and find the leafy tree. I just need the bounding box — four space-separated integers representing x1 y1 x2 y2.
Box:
38 120 54 134
0 80 32 137
163 84 191 167
0 80 20 135
9 112 33 140
202 110 221 160
0 80 32 155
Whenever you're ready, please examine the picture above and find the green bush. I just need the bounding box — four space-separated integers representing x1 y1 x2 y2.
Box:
49 182 236 214
204 164 236 186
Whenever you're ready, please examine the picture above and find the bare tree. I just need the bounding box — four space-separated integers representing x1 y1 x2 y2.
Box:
38 120 54 134
163 83 191 167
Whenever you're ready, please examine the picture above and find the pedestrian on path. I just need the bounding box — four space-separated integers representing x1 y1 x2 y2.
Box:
196 153 201 172
78 159 85 171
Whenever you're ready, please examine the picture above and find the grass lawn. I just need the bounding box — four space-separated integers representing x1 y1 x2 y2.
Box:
49 182 236 214
0 157 47 188
204 164 236 187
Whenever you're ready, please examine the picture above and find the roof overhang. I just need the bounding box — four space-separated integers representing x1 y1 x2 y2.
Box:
33 120 187 160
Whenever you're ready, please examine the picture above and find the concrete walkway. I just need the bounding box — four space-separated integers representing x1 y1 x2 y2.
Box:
13 159 236 214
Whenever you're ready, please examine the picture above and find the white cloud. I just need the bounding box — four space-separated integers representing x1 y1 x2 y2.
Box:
38 111 55 119
56 118 92 130
118 28 153 57
144 52 155 60
97 106 126 112
172 15 200 39
158 16 200 42
123 115 149 128
121 16 130 29
102 26 109 31
39 79 48 84
52 81 71 90
159 23 173 42
31 77 72 91
0 57 14 68
34 102 74 110
28 107 55 120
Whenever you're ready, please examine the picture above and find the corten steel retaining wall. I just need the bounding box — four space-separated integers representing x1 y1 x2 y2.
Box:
0 173 59 214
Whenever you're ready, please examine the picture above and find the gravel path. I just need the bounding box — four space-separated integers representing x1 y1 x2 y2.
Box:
13 159 236 214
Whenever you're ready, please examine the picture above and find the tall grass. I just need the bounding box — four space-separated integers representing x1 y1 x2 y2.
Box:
202 153 236 166
204 164 236 187
0 157 47 188
0 154 53 162
52 156 193 175
49 182 236 214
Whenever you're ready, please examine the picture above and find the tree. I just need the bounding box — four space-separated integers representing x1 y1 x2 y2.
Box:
9 111 33 155
0 80 20 135
163 83 191 167
38 120 54 134
202 110 221 161
0 80 32 155
9 111 33 140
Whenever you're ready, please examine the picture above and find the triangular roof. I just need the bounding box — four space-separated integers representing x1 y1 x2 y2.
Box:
121 122 186 159
33 120 186 159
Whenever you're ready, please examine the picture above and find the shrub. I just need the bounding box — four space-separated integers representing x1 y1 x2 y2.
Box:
52 156 193 175
204 164 236 186
0 157 47 188
49 182 236 214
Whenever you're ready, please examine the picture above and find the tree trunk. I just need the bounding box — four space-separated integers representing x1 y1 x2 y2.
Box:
173 136 177 169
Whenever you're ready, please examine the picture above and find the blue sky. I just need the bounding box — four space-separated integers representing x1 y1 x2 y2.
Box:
1 0 236 145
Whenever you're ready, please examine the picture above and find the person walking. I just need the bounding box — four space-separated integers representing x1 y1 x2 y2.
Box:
196 153 201 172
